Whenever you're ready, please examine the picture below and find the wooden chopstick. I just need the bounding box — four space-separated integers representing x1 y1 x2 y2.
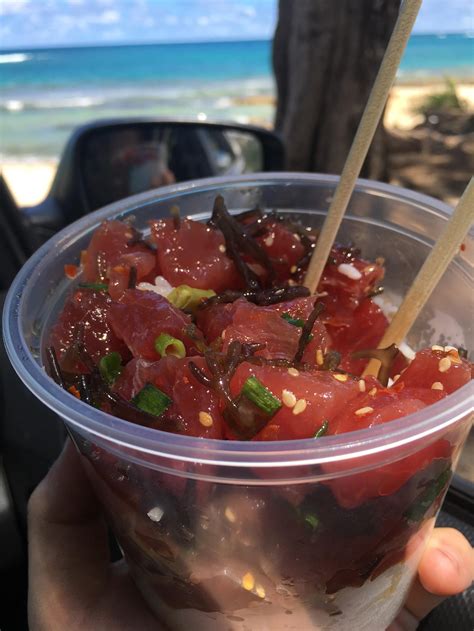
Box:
304 0 423 294
363 178 474 377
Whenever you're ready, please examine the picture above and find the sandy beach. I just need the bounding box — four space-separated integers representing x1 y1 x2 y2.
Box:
1 158 58 207
2 82 473 208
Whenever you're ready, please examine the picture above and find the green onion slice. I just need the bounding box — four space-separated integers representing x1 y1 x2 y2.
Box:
132 383 172 417
304 514 320 530
281 313 314 342
167 285 216 312
314 420 329 438
99 352 122 385
241 376 282 416
79 282 108 291
281 312 306 328
154 333 186 359
404 467 451 522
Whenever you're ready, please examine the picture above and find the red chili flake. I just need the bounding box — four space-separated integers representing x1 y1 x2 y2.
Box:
68 385 81 399
460 243 466 252
64 264 79 279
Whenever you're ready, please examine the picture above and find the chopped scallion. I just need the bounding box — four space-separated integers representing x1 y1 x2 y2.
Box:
281 312 306 328
304 514 320 530
314 420 329 438
78 282 108 291
241 376 282 416
99 352 122 385
281 313 313 342
155 333 186 359
167 285 216 312
132 383 172 417
404 468 451 522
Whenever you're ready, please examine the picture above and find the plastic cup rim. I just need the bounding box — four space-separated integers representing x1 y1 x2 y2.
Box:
3 172 473 469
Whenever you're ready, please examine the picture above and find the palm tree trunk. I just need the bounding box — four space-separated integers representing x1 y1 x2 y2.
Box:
273 0 400 180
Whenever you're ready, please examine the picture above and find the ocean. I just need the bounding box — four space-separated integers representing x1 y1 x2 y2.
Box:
1 35 473 159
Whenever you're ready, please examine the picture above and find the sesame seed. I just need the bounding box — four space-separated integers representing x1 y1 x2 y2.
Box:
445 348 462 363
199 411 213 427
316 349 324 366
438 357 452 373
224 507 236 523
358 379 366 392
393 374 400 382
147 507 164 523
255 584 266 599
293 399 307 415
288 367 299 377
431 382 444 390
290 265 298 274
337 263 362 280
333 373 348 382
431 345 444 352
355 406 374 416
282 389 297 408
242 572 255 591
218 244 226 253
264 235 274 247
368 387 377 396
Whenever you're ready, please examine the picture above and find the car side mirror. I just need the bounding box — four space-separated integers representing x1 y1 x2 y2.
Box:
47 119 285 225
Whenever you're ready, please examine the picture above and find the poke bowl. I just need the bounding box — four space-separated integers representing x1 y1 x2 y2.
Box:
3 173 473 631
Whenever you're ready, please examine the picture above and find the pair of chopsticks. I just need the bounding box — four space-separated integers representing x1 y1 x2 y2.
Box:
302 0 473 378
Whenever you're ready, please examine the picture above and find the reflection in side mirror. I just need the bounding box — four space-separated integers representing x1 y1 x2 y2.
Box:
80 122 282 212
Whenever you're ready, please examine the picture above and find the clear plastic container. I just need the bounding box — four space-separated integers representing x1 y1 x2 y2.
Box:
3 174 473 631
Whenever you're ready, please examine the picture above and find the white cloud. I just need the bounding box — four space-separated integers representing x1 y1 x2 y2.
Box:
96 10 120 24
0 0 30 16
55 15 76 29
240 6 256 18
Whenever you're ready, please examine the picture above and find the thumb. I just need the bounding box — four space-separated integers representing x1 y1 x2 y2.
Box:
398 527 474 628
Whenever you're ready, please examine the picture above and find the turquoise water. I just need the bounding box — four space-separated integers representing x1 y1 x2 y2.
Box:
1 35 472 158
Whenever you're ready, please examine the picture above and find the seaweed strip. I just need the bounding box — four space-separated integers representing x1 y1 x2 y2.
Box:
128 265 137 289
211 195 276 289
351 344 399 386
46 347 65 389
293 300 325 364
199 285 310 309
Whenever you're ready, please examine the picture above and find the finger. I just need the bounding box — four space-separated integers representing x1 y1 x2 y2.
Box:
404 527 474 621
28 439 109 627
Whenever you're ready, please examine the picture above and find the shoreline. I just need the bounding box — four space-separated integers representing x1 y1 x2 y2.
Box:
2 81 473 207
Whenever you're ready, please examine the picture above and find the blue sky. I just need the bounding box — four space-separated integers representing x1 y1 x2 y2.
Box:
0 0 473 49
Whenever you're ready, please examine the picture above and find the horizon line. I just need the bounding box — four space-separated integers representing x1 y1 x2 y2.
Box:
1 31 473 52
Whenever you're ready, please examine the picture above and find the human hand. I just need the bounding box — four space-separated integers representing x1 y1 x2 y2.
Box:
28 440 474 631
28 439 161 630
